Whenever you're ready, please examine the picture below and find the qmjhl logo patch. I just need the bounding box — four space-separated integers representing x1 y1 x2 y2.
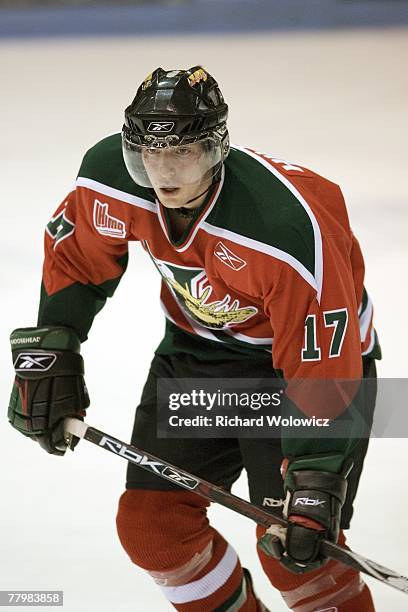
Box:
14 353 57 372
93 200 126 238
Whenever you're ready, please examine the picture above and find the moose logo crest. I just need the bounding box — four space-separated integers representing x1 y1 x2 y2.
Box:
146 248 257 330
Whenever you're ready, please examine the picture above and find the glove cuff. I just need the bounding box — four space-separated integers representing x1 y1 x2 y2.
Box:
10 326 81 353
291 470 348 505
11 326 84 380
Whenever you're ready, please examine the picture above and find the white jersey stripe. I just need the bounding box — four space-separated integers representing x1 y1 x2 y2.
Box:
224 328 273 345
201 221 318 294
232 146 324 302
362 327 376 356
159 300 178 326
159 543 238 604
359 293 373 342
156 200 170 243
76 176 157 213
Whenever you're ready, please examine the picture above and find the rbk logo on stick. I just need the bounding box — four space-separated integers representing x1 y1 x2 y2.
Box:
93 200 126 238
214 242 247 271
98 436 199 489
14 353 57 372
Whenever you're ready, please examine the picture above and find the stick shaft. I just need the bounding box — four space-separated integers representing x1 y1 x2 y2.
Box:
64 418 408 594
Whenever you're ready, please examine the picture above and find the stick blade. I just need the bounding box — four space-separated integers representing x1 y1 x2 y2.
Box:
323 541 408 594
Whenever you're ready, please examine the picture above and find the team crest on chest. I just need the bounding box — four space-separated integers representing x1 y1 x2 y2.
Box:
145 245 257 330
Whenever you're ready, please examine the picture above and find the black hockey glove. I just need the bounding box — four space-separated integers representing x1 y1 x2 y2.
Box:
259 454 350 574
8 326 89 456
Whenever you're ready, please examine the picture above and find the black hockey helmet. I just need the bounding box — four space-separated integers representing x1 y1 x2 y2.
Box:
122 66 229 189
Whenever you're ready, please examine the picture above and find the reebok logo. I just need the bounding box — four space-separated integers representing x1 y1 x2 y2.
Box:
99 436 163 473
314 608 338 612
14 353 57 372
294 497 325 507
98 436 200 490
263 497 284 508
162 468 199 490
147 121 175 133
214 242 247 271
93 200 126 238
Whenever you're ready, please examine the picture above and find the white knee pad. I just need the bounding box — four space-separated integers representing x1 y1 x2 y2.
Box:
147 540 213 586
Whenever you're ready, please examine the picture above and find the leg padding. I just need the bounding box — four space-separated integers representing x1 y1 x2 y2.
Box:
116 489 212 572
116 489 261 611
256 525 375 611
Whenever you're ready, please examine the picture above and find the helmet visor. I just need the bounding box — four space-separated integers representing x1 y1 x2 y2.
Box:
122 133 223 189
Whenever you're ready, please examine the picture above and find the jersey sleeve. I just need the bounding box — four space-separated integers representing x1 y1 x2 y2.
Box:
263 213 366 470
38 184 129 342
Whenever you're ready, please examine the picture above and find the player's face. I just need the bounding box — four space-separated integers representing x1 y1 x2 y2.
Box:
142 143 212 208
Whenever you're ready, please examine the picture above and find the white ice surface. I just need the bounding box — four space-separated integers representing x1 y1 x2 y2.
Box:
1 29 407 611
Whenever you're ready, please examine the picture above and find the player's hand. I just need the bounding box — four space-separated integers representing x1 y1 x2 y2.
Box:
259 455 350 573
8 326 89 456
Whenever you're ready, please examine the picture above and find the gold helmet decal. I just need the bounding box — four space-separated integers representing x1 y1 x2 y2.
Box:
141 72 153 91
188 67 208 88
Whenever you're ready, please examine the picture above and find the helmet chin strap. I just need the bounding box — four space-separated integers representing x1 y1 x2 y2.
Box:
184 183 214 206
155 168 222 212
183 166 223 207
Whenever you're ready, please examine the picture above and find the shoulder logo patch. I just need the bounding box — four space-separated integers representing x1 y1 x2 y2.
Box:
214 242 247 271
93 200 126 238
46 204 75 249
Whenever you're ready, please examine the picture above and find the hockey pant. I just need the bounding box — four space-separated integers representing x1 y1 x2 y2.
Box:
116 488 375 611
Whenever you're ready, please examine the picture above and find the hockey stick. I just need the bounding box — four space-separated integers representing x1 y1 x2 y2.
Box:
64 418 408 595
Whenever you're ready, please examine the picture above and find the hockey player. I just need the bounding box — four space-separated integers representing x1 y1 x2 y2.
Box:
9 66 381 611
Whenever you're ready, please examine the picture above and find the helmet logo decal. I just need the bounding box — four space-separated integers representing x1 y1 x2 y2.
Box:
141 72 153 91
147 121 175 133
188 68 208 87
